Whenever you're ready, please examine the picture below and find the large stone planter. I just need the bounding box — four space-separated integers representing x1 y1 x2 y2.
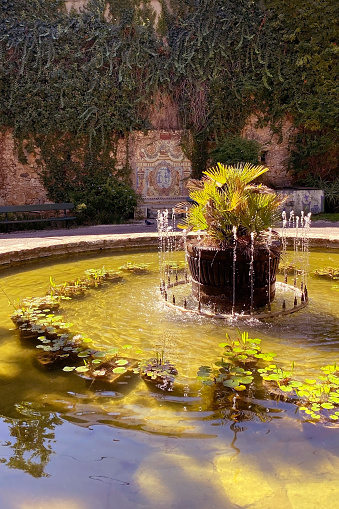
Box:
186 239 282 313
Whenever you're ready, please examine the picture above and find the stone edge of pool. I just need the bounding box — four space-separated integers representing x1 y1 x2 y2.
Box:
0 228 338 268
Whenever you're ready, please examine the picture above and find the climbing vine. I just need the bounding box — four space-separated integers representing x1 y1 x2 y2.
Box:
0 0 337 195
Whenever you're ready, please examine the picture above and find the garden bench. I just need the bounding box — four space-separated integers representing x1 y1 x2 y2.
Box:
0 203 76 230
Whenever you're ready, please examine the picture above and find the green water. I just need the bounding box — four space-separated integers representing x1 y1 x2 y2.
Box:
0 248 338 509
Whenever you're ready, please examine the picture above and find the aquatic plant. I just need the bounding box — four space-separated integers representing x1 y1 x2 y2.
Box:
139 351 178 390
48 267 123 298
312 267 339 280
219 331 276 366
118 262 150 274
258 364 298 399
84 267 123 284
199 332 339 424
63 347 133 376
49 276 87 298
198 331 274 392
295 364 339 421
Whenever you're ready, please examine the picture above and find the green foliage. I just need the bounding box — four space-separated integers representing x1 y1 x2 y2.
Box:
312 213 339 223
71 176 138 224
118 261 150 273
39 139 138 224
139 355 178 390
209 136 261 167
199 331 339 423
312 267 339 280
262 0 339 181
0 0 337 188
179 162 285 242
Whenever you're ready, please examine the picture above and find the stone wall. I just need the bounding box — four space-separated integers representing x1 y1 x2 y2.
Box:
242 114 295 188
0 119 295 209
0 130 48 206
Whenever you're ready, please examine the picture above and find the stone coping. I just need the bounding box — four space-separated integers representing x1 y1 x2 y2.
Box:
0 223 338 268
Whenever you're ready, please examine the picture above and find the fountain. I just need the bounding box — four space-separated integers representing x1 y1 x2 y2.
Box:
0 199 338 507
0 173 339 509
157 161 312 321
158 208 311 320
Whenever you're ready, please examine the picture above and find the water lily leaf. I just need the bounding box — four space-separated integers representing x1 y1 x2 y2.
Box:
250 338 262 344
237 376 253 384
223 379 241 388
330 415 339 420
198 366 212 373
304 379 317 385
75 366 89 373
259 353 276 361
289 381 303 388
280 385 293 392
311 404 321 410
234 385 247 391
321 402 334 410
62 366 75 372
113 367 127 374
77 352 89 358
92 351 106 358
116 359 128 366
122 344 132 350
107 347 119 355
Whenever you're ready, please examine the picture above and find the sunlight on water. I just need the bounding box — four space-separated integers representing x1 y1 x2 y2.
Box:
0 248 338 508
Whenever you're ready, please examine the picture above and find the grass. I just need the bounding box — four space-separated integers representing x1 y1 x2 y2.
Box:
312 213 339 223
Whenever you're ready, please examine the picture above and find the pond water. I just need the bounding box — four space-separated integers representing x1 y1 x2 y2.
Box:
0 248 339 509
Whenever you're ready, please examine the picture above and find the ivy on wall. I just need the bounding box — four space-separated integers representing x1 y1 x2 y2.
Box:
0 0 337 206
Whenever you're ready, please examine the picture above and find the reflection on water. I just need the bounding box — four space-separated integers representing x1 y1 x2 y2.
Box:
0 248 338 508
0 402 61 478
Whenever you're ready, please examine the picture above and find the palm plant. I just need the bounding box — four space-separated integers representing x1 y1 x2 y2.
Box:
179 162 285 244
